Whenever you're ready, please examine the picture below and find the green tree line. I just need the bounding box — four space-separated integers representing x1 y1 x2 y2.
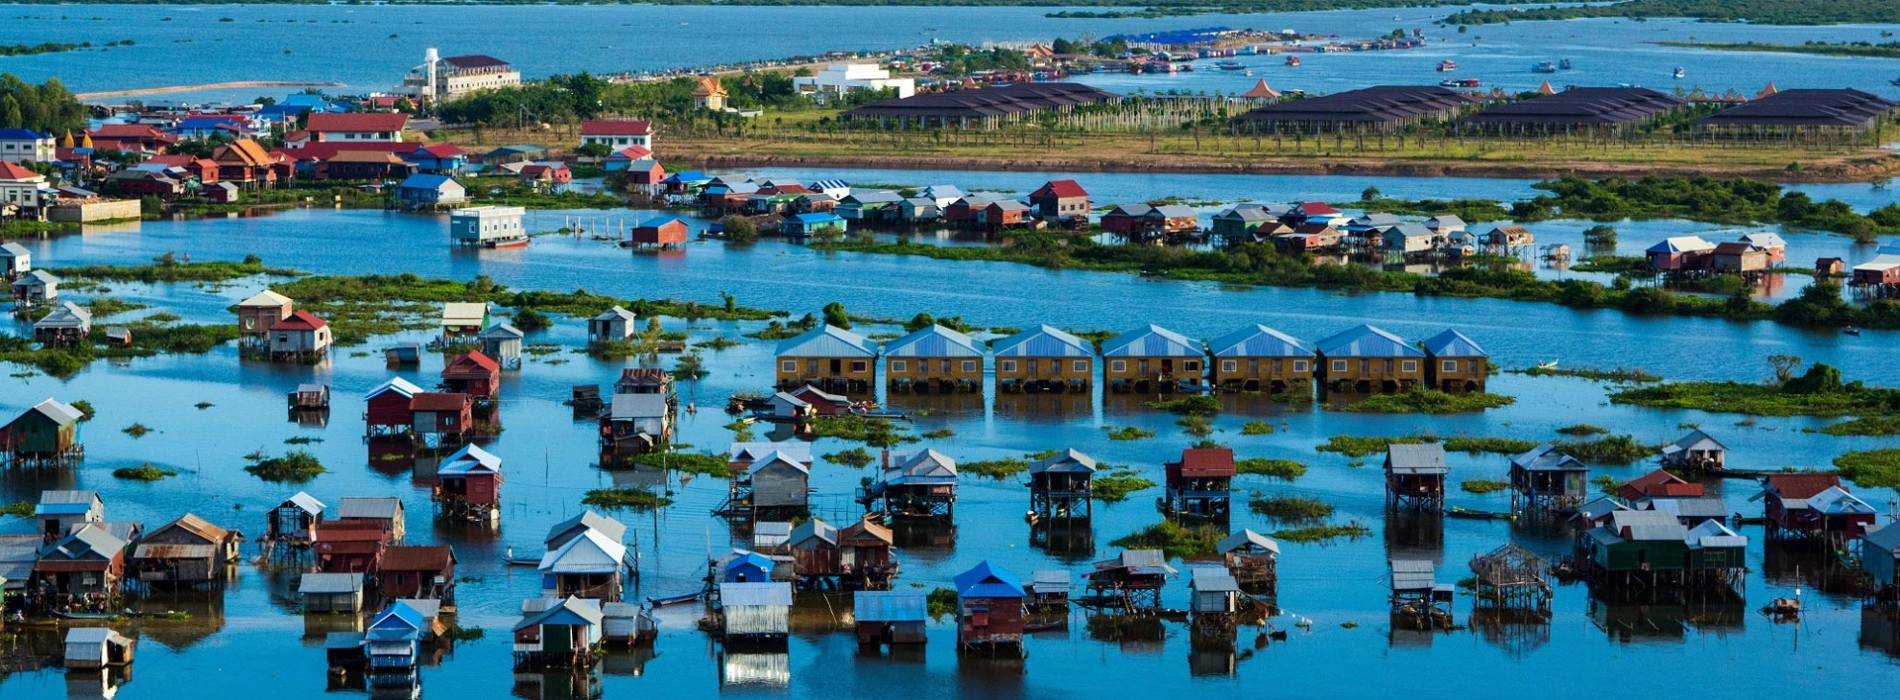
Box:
0 73 88 135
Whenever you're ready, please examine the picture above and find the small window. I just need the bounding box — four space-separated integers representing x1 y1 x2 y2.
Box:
850 361 867 373
891 360 907 372
1442 360 1457 372
1184 360 1200 372
781 360 796 372
962 360 977 372
1110 360 1126 373
1000 360 1017 372
1220 359 1236 372
1293 360 1309 373
1332 359 1347 372
1402 360 1418 373
1073 360 1087 373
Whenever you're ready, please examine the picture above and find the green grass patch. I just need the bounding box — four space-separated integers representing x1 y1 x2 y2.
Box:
84 297 148 318
1240 420 1275 436
122 423 152 438
926 587 958 619
581 487 673 510
1235 458 1305 481
1812 416 1900 436
1271 523 1372 544
1553 434 1660 465
1610 364 1900 416
1143 395 1222 415
1515 365 1662 382
0 501 32 517
822 447 874 468
1555 423 1609 436
920 428 955 439
1833 449 1900 489
631 451 730 477
51 255 298 283
1092 468 1157 502
1107 521 1223 559
808 415 916 447
112 464 177 481
1336 388 1515 414
244 450 326 483
1317 434 1532 458
1247 495 1333 522
1460 479 1508 495
1106 425 1155 441
960 457 1029 480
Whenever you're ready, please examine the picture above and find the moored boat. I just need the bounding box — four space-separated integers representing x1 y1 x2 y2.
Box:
1436 60 1457 72
1284 55 1301 67
1533 61 1557 73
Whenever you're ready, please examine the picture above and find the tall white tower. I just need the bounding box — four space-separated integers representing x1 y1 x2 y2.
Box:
424 47 440 104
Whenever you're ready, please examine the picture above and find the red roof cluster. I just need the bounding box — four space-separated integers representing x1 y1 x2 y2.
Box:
1765 474 1843 500
1031 179 1087 198
580 119 653 136
270 310 329 332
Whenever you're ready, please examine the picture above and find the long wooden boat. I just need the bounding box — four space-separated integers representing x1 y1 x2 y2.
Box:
647 592 701 607
1446 506 1514 521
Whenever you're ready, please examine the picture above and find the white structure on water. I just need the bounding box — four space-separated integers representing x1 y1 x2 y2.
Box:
450 206 526 245
402 48 521 103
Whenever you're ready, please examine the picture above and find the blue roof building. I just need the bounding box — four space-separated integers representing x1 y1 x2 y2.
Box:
775 324 876 392
884 324 983 392
1314 324 1426 392
1421 329 1489 391
1207 324 1316 389
992 324 1093 391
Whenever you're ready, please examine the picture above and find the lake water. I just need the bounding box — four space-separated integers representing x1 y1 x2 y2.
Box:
3 174 1900 697
2 4 1899 103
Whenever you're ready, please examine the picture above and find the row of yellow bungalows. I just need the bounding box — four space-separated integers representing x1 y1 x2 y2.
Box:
775 322 1490 395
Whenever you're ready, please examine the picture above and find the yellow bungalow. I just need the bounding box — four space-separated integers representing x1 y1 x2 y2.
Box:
1422 329 1488 391
1313 324 1426 393
1206 324 1315 392
992 325 1093 394
775 325 877 393
883 324 984 394
1101 324 1204 393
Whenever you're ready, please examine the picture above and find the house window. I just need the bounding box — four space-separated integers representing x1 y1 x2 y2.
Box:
443 417 455 426
1073 360 1087 373
1402 360 1418 373
1442 360 1457 372
850 361 867 373
1109 360 1126 373
1221 359 1236 373
1294 360 1309 373
961 360 977 372
1183 360 1200 372
891 360 907 373
1000 360 1017 372
781 360 796 372
1332 359 1347 372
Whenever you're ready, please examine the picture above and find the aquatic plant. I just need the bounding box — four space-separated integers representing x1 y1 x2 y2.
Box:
1460 479 1509 495
1143 395 1222 415
1553 434 1661 464
1248 495 1333 522
1833 449 1900 489
1240 420 1275 435
926 587 958 619
630 451 730 478
822 447 874 468
441 625 485 641
112 464 177 481
1335 388 1515 414
582 487 673 510
1516 366 1660 382
284 436 323 444
960 457 1030 480
1092 468 1157 502
1105 426 1155 441
920 428 955 439
1234 458 1305 481
1442 437 1539 454
1107 521 1224 559
1555 423 1609 436
244 450 326 483
1 501 35 517
1271 522 1372 544
1317 434 1531 458
1814 416 1900 436
69 400 95 421
122 423 152 438
51 256 298 283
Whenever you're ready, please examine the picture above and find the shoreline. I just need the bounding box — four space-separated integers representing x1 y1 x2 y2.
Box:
76 81 347 100
674 150 1900 184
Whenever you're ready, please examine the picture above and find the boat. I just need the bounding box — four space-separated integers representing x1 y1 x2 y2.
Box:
1673 66 1685 79
1844 326 1861 336
55 610 125 620
1284 55 1301 67
503 547 541 566
1891 77 1900 86
1560 58 1572 70
1532 61 1557 73
484 236 530 249
1446 506 1515 521
1436 60 1457 72
1536 358 1559 369
647 592 701 607
1439 78 1480 88
1215 60 1245 71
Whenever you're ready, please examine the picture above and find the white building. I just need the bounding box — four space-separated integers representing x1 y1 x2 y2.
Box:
794 64 916 101
579 120 654 151
0 129 56 163
401 48 521 103
0 161 48 220
449 206 526 245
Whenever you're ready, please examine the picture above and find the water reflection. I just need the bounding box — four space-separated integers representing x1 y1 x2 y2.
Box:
512 663 603 700
719 650 789 690
601 647 658 677
1085 615 1169 655
1588 599 1746 644
1762 540 1864 599
1028 521 1095 563
1860 607 1900 660
993 393 1091 420
1382 509 1444 566
63 666 131 700
125 589 227 651
1468 609 1551 659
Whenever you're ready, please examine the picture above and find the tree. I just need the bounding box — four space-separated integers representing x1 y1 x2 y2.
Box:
822 302 851 329
1766 354 1802 386
0 94 19 129
722 215 757 244
1360 185 1381 202
905 313 935 332
576 142 613 158
672 349 706 392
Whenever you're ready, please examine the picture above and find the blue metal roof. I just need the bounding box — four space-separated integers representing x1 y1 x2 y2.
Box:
0 128 50 140
725 551 774 575
398 174 455 190
1207 324 1312 358
776 324 876 357
884 325 982 358
1313 324 1423 358
992 325 1093 358
793 212 843 225
368 603 425 641
1102 324 1200 358
1421 329 1487 358
954 561 1024 598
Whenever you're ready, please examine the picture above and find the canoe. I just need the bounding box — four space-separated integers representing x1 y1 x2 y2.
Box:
54 610 122 620
1446 506 1514 521
648 592 701 607
503 554 542 567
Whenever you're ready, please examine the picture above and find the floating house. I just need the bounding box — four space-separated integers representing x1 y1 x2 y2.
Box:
1188 567 1242 624
588 306 638 343
130 513 239 587
288 383 330 412
380 546 457 601
1709 241 1769 273
338 497 406 542
365 602 425 675
268 310 332 362
726 449 811 520
1645 236 1715 272
1420 329 1487 391
449 206 526 247
1861 523 1900 603
1216 530 1279 603
236 289 293 343
992 324 1093 394
1164 447 1235 521
1509 444 1589 511
0 241 30 279
953 561 1025 656
1028 179 1090 223
435 443 502 519
863 449 958 519
441 302 488 336
268 492 324 545
854 590 927 647
35 490 102 538
602 601 658 646
63 628 135 669
1102 324 1204 393
722 550 776 583
1388 558 1453 619
12 269 58 305
1756 475 1876 542
786 518 839 585
545 510 626 553
883 324 984 394
1314 324 1426 393
364 377 426 439
301 572 366 613
1028 448 1095 521
715 581 793 643
783 211 845 238
32 301 90 346
604 393 672 453
836 518 896 590
1206 324 1313 392
1660 429 1726 472
1087 549 1177 610
1026 570 1071 610
386 342 422 367
513 597 605 667
631 218 688 248
441 351 502 399
1384 443 1447 511
477 323 525 370
774 324 876 393
1582 510 1688 587
1 398 85 466
538 528 629 601
35 524 126 601
313 521 388 574
1211 205 1277 244
409 392 472 447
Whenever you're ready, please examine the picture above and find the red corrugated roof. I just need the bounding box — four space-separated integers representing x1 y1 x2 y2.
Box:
409 392 468 412
91 124 166 138
382 545 454 571
1031 179 1087 198
274 141 424 162
580 119 652 136
270 309 329 331
417 143 466 157
0 161 40 180
1171 448 1236 477
306 112 409 133
449 351 500 372
1766 474 1842 500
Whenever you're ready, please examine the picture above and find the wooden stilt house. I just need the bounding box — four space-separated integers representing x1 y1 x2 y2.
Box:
1188 567 1242 626
1206 324 1314 392
236 289 293 347
1087 549 1177 611
268 310 332 362
991 325 1093 394
63 628 135 669
953 561 1025 656
725 447 811 520
855 590 927 647
862 449 958 519
1388 559 1453 621
1861 523 1900 604
434 443 502 520
1101 324 1205 393
1164 447 1236 521
478 323 525 370
1421 329 1488 391
1660 429 1727 473
1384 443 1447 512
130 513 240 588
1314 324 1426 393
1756 474 1877 543
1 398 85 466
774 324 877 393
1509 444 1589 512
364 377 426 439
837 518 896 590
442 352 502 400
1216 529 1280 604
538 528 629 601
1028 448 1095 521
1468 544 1550 612
513 597 605 668
714 581 793 644
268 491 324 547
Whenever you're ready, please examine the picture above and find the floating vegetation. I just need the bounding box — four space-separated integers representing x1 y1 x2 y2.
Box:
1833 449 1900 489
1143 395 1221 415
1336 388 1515 414
0 501 32 517
1235 458 1305 481
1553 434 1660 465
1611 364 1900 417
1248 495 1333 522
112 463 177 481
1240 420 1275 436
630 451 730 477
70 400 96 421
920 428 955 439
1092 468 1156 502
441 625 485 642
1271 522 1372 544
244 450 326 483
822 447 874 468
1813 415 1900 436
1515 365 1660 382
960 457 1030 480
581 487 673 510
1106 425 1155 441
1555 423 1609 436
284 436 323 445
122 423 152 438
808 415 917 448
51 255 297 283
1317 434 1533 458
194 401 214 410
926 587 958 619
1108 521 1224 559
1460 479 1509 495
